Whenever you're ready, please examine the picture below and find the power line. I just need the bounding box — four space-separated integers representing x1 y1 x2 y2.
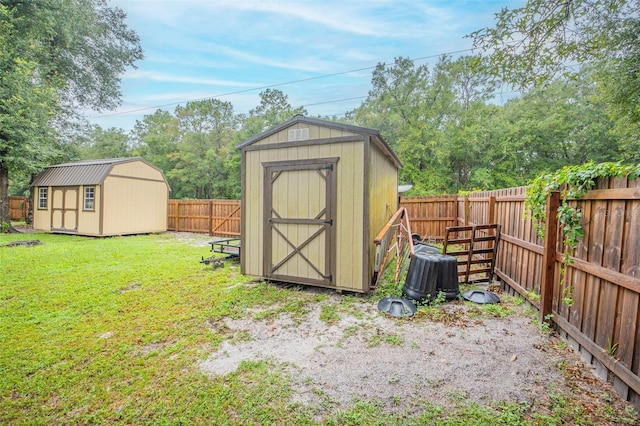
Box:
87 48 475 120
300 95 367 108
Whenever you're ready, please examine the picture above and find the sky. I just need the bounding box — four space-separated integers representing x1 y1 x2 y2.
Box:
86 0 524 132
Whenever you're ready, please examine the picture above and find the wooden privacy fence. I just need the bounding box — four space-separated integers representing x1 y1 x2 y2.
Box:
171 184 640 405
400 194 502 241
400 196 458 241
168 199 240 237
403 181 640 406
9 196 29 221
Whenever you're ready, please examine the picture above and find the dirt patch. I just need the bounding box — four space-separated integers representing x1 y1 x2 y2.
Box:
199 291 630 418
9 224 34 233
167 232 213 247
160 231 634 420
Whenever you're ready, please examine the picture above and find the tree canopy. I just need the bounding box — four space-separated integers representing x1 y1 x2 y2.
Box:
4 1 639 219
0 0 142 227
37 60 632 203
126 90 306 199
469 0 640 162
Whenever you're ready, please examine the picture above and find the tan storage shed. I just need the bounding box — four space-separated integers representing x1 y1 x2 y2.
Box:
31 157 170 236
238 115 402 293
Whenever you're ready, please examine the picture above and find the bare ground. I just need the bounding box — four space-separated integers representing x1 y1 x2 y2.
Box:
198 288 636 422
165 231 637 421
202 297 552 408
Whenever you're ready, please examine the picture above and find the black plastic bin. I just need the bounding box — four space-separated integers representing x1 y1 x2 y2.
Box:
432 254 459 300
414 243 440 255
402 253 438 302
402 253 459 302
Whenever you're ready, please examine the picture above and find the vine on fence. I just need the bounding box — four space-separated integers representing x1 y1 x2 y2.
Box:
524 161 640 305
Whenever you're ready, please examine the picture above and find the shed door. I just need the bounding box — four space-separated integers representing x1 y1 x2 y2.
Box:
264 158 338 287
51 186 79 232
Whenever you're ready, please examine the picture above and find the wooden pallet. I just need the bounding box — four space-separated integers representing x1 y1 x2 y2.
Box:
442 224 501 284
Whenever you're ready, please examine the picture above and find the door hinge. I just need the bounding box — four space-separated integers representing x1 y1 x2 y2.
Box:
324 219 333 225
324 164 334 171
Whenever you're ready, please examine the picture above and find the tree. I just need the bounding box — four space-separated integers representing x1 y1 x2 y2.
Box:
479 75 621 188
132 109 181 192
0 0 142 229
469 0 640 161
349 56 495 194
170 99 239 199
350 57 439 193
238 89 307 139
76 125 132 160
0 5 58 228
446 56 496 110
437 56 498 192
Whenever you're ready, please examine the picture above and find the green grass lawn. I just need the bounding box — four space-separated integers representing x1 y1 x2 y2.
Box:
1 232 637 425
0 232 312 424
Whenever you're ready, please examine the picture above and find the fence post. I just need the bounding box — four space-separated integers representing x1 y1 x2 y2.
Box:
489 196 496 225
167 200 173 231
453 197 459 227
464 197 469 226
540 191 560 324
174 201 180 232
208 200 214 236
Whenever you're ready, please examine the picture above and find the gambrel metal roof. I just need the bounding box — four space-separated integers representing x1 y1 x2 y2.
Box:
31 157 163 187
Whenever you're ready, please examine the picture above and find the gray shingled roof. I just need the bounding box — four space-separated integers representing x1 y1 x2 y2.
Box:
31 158 153 187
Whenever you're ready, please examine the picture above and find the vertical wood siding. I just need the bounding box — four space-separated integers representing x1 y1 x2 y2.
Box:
8 196 29 221
167 199 240 236
367 141 399 286
242 139 365 291
400 179 640 405
164 179 640 404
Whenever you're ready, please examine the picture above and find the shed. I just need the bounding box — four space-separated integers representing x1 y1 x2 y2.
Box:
31 157 170 236
238 115 402 293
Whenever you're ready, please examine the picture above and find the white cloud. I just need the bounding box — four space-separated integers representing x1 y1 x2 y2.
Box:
100 0 520 132
208 44 338 73
124 70 260 87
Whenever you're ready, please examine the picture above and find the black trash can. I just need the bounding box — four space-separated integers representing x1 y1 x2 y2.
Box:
402 253 438 302
432 254 459 301
402 253 460 302
414 243 440 256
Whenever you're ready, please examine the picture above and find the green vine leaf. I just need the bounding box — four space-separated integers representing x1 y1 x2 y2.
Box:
525 161 640 305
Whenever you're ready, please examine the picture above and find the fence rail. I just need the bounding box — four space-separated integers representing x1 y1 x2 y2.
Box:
9 196 29 221
462 181 640 406
400 196 458 241
166 182 640 405
167 199 240 237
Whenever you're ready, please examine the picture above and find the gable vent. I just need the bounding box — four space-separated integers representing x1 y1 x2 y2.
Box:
288 128 309 142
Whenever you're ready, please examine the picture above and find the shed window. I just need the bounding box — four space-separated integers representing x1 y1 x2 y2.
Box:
84 186 95 211
38 188 48 209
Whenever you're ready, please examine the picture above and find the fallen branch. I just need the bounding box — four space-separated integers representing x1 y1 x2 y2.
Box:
4 240 42 247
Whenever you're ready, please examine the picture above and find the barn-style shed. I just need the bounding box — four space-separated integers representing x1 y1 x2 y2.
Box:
238 115 402 293
31 157 169 236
